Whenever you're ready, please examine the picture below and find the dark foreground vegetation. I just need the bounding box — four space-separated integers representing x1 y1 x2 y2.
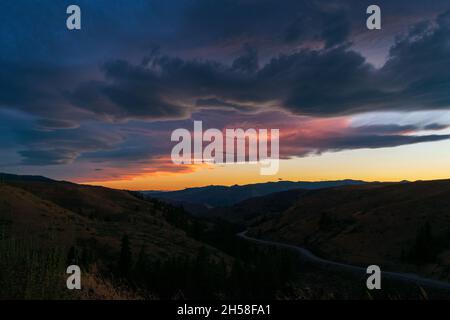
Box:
2 175 450 300
0 196 300 299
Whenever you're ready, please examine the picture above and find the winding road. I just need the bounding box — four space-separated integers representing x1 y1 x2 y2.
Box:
238 231 450 291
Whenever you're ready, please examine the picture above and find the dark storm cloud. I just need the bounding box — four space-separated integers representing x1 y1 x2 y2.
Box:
0 62 63 111
0 60 94 127
284 5 351 48
378 11 450 111
69 51 260 121
282 9 450 115
310 134 450 154
69 9 450 119
231 45 259 74
423 123 449 131
182 0 353 49
36 119 80 130
178 0 450 58
18 149 80 165
330 123 450 149
4 1 450 124
2 0 449 63
67 45 380 119
3 0 450 175
15 125 125 165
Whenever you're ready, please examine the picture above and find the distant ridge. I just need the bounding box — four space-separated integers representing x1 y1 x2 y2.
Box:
248 178 450 279
0 171 219 260
0 172 56 183
142 179 367 209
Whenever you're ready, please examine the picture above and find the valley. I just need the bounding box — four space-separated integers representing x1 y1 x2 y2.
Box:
2 173 450 299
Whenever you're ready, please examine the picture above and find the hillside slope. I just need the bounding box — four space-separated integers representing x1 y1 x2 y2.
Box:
210 188 308 224
144 179 366 214
0 175 222 261
249 180 450 280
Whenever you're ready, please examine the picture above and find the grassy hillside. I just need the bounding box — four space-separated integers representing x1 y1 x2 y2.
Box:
144 179 365 212
0 174 305 299
0 180 216 260
0 176 231 299
4 174 449 299
249 180 450 280
210 188 308 224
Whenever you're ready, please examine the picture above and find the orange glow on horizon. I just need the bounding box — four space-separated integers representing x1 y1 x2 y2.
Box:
79 138 450 191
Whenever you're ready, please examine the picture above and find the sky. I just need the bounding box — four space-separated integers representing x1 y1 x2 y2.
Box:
2 0 450 190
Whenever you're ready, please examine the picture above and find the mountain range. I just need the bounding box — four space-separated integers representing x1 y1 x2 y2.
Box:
243 179 450 281
142 179 367 214
3 172 450 298
0 173 221 260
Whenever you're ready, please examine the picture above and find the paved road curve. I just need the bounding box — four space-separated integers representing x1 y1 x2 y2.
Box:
238 231 450 291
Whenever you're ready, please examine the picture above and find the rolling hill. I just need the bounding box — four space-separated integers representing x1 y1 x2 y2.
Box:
143 179 366 214
0 173 311 299
0 173 223 261
247 180 450 280
3 173 450 298
210 188 309 223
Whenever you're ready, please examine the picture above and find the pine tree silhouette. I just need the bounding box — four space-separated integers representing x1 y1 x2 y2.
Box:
119 235 132 277
66 246 78 265
409 221 436 265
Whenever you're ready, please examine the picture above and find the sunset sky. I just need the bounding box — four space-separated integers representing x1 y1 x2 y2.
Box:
2 0 450 190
